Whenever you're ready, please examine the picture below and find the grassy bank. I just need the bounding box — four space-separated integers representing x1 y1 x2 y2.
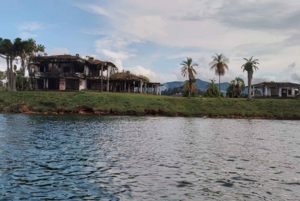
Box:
0 91 299 119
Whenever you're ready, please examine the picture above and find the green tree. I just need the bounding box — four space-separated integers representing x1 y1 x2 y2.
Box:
24 38 45 90
241 56 259 101
0 70 6 88
209 53 229 94
0 38 14 91
226 77 245 97
1 37 46 91
183 80 198 97
203 78 219 97
181 57 198 98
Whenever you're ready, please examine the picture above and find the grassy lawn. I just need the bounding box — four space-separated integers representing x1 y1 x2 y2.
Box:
0 90 299 119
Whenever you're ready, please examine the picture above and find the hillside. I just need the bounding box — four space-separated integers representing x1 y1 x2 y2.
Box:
162 78 230 92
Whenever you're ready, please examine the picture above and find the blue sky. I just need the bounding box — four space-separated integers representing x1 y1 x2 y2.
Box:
1 0 300 83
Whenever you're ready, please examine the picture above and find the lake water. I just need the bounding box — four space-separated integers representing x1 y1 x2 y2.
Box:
0 114 300 200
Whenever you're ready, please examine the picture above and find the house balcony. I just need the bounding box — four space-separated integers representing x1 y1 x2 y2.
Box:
33 72 85 79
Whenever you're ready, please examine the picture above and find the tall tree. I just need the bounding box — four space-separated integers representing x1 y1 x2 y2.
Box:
21 38 45 90
0 38 14 91
1 37 45 91
241 56 259 101
181 57 198 98
209 53 229 95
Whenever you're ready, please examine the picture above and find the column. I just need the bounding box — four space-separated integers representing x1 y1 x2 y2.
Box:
101 64 103 92
265 86 268 97
46 78 49 89
140 80 143 93
106 66 110 92
278 87 281 97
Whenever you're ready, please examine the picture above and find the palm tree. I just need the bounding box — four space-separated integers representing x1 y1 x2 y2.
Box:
227 77 245 97
241 56 259 101
183 80 197 97
203 78 219 97
181 57 198 98
209 53 229 95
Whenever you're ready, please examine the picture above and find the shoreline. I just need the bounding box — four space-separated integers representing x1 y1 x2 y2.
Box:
1 91 300 120
6 104 299 120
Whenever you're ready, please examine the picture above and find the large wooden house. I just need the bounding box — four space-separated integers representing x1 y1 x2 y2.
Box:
30 54 117 91
29 54 162 94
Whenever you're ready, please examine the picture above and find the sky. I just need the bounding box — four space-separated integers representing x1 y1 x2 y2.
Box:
1 0 300 84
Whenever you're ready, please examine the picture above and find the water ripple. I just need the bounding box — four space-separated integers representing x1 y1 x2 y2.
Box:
0 114 300 200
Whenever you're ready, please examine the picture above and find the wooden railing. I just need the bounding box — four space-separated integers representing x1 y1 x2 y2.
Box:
34 72 85 78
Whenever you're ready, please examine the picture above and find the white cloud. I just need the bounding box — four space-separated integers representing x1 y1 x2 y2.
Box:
117 15 168 40
48 48 70 55
127 65 174 83
114 59 124 72
75 4 110 17
102 49 136 60
20 32 39 39
19 22 44 31
94 36 139 50
77 0 300 83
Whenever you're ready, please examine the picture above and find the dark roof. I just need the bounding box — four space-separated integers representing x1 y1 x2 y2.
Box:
86 59 117 68
110 72 148 82
31 55 85 63
252 82 300 87
31 54 117 68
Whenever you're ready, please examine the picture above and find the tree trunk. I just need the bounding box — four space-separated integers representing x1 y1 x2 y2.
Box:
247 71 252 101
6 58 11 91
188 79 191 98
101 65 103 92
219 75 220 97
10 58 16 91
27 65 32 90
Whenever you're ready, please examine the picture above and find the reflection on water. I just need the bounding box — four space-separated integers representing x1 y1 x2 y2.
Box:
0 114 300 200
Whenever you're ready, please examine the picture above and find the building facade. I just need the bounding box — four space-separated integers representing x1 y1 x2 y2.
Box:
30 55 117 91
251 82 299 98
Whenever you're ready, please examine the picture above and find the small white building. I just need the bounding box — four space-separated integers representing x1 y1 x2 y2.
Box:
251 82 299 98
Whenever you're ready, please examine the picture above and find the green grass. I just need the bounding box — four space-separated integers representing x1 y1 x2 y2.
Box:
0 90 300 119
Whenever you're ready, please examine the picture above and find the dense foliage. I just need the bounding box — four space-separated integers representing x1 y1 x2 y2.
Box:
202 78 220 97
0 37 45 91
226 77 245 98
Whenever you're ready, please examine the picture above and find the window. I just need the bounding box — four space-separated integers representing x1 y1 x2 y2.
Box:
288 90 292 95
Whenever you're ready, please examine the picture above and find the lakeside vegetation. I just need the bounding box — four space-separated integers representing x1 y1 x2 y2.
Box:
0 91 299 119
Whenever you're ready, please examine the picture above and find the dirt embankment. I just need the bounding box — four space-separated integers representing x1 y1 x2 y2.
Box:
15 104 300 120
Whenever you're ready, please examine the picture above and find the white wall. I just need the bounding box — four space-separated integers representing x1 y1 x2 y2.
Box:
79 79 86 90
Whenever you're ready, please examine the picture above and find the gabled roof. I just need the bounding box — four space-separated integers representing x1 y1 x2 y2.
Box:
252 82 300 87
